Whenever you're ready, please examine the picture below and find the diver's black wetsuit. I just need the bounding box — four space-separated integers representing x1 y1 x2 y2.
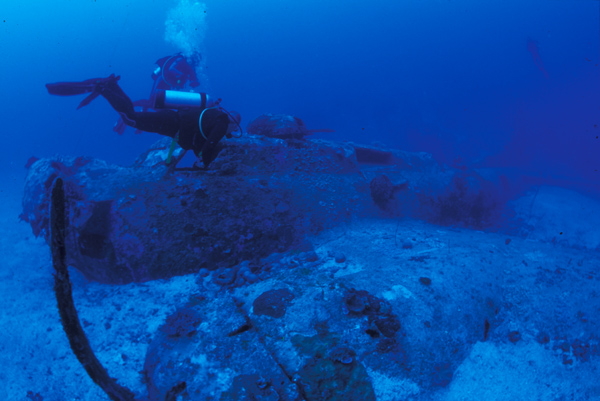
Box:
46 75 230 167
98 79 229 167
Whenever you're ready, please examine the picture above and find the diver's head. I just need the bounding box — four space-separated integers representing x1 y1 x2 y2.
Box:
161 53 201 89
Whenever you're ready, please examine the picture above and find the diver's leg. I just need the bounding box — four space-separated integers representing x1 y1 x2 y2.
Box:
47 75 179 137
95 79 180 136
95 77 135 117
127 110 180 138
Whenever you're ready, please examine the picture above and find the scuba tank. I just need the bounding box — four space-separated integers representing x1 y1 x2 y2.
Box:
154 89 244 141
154 89 214 109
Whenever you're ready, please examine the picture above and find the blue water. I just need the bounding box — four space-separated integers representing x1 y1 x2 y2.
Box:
1 0 598 190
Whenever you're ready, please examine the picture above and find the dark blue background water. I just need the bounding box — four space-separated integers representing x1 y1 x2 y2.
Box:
1 0 598 193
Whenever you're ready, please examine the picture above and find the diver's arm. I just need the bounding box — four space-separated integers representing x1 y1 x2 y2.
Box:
200 111 229 167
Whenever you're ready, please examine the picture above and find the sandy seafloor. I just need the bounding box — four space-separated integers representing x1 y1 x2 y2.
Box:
2 172 600 401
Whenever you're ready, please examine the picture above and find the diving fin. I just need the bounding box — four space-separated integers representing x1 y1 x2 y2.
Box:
45 74 120 109
46 79 97 96
76 92 101 109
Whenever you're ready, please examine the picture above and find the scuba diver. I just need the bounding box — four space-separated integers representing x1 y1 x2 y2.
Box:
152 52 202 91
114 52 203 135
46 74 241 168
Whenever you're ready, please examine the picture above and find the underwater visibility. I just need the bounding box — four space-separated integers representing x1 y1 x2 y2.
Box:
1 0 600 400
